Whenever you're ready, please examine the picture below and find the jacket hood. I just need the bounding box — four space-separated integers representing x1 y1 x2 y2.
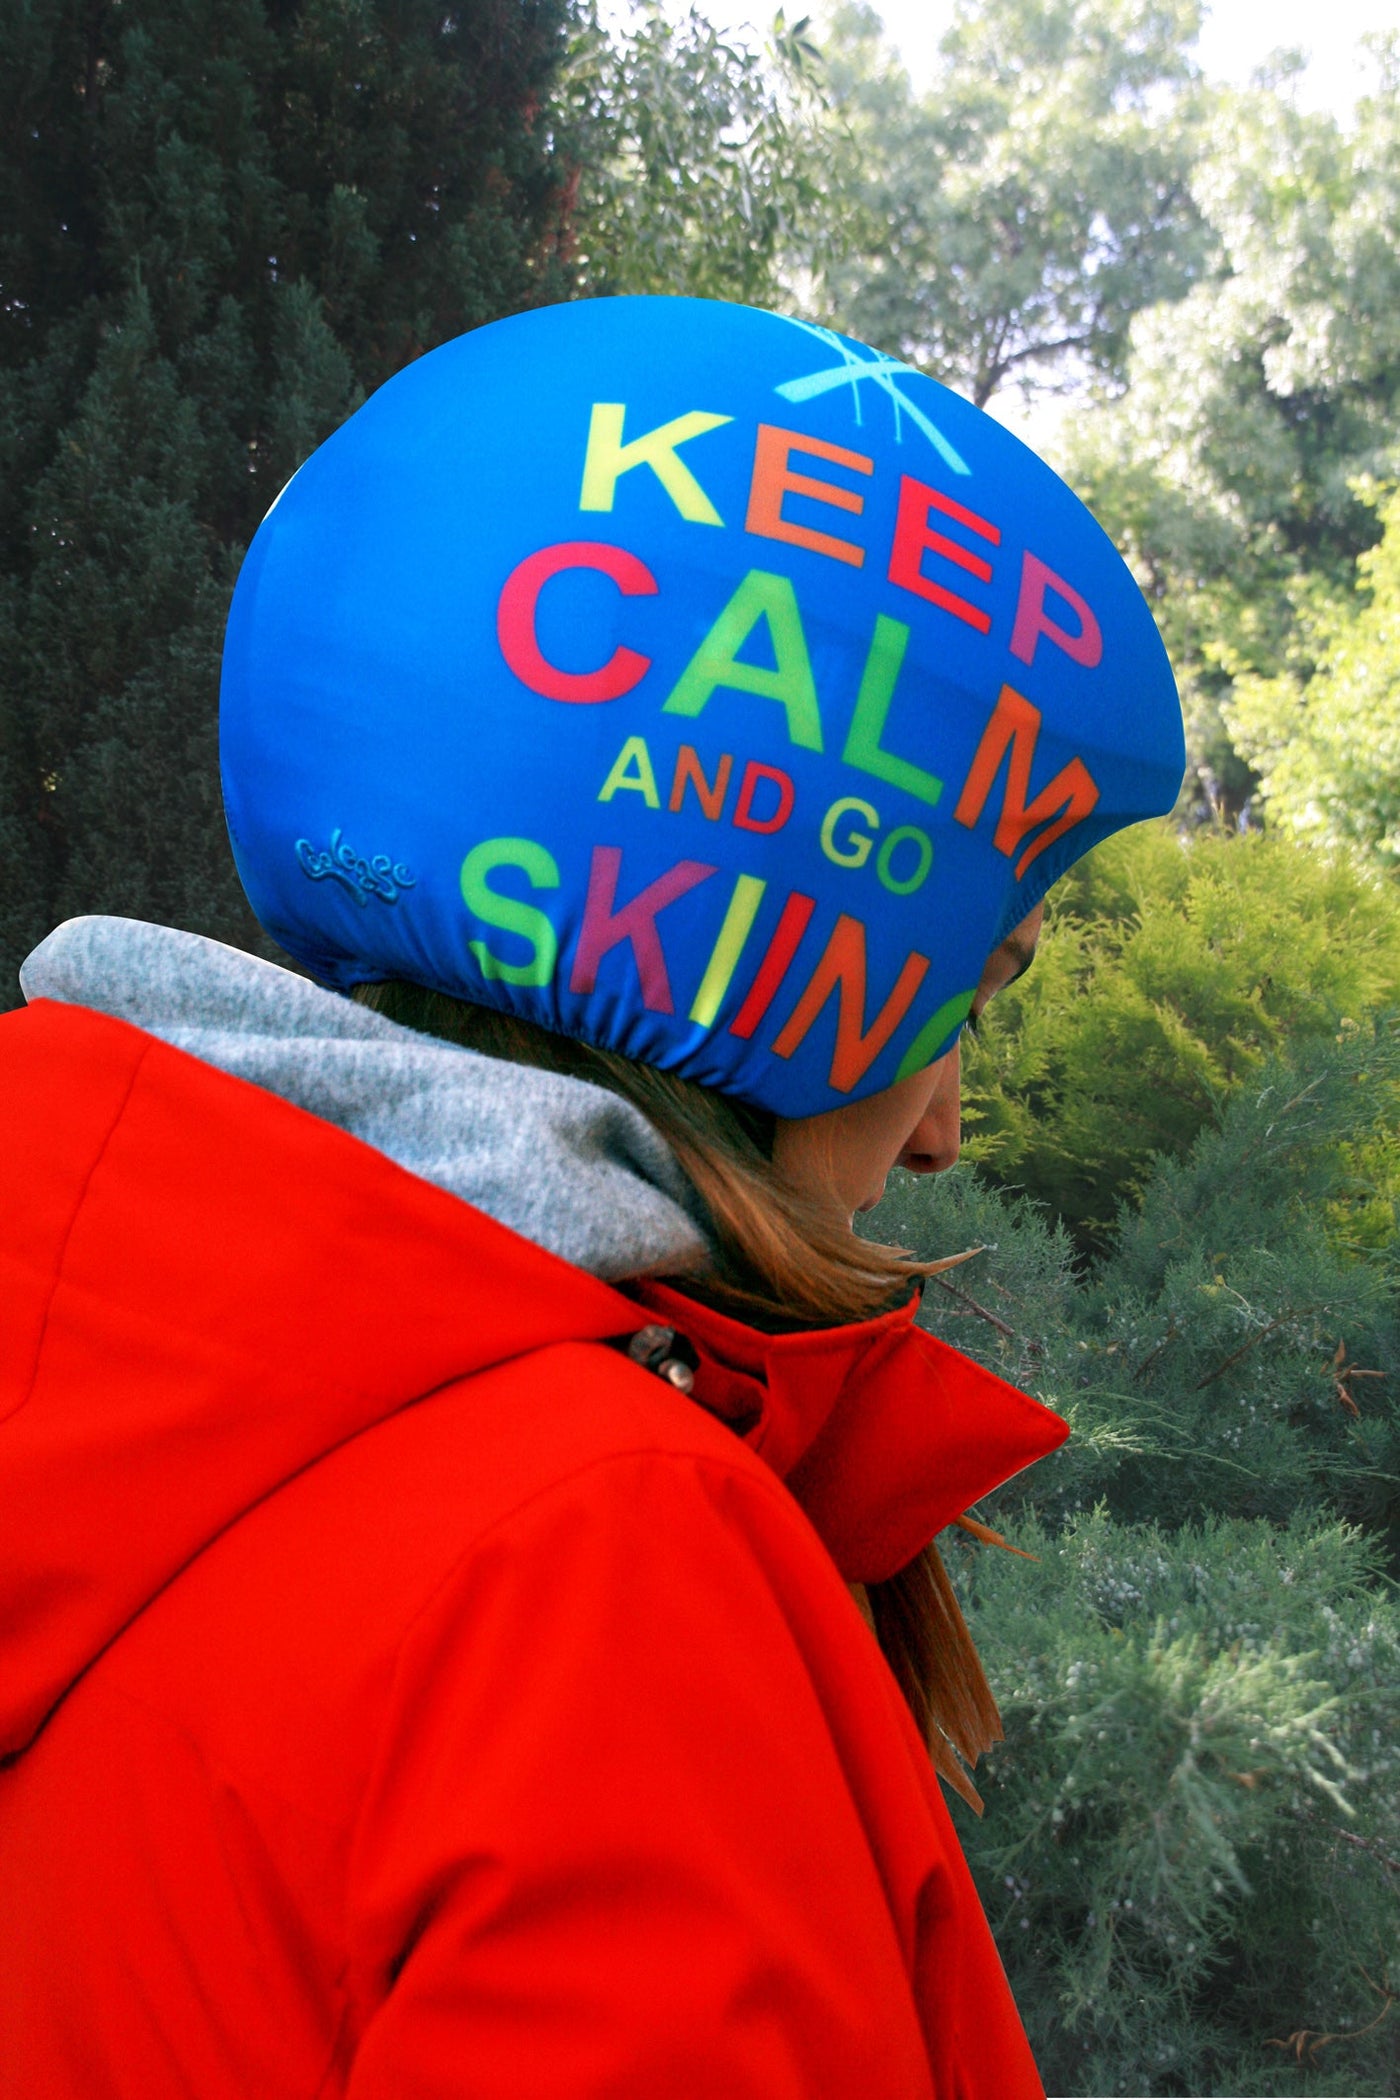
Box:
0 996 1066 1762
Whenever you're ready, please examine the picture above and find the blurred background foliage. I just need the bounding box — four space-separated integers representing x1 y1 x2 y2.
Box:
2 0 1397 2090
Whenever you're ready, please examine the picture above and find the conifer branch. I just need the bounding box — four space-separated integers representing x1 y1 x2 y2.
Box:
1327 1826 1400 1877
932 1272 1017 1340
1194 1307 1320 1390
1132 1319 1178 1382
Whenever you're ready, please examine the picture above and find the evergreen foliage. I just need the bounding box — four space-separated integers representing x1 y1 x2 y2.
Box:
0 0 572 1000
961 1510 1400 2098
868 1024 1400 2094
879 1030 1400 1544
959 822 1400 1247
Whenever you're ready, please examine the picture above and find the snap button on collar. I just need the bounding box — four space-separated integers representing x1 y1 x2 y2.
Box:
624 1323 699 1395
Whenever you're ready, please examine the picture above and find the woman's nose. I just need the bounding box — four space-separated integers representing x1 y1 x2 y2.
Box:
898 1045 961 1175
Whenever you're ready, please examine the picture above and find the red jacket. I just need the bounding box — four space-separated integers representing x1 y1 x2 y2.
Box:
0 998 1066 2097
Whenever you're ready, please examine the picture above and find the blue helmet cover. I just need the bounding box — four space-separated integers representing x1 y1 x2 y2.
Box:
221 296 1184 1118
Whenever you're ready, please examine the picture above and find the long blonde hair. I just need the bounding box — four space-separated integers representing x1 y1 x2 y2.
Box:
355 979 1002 1806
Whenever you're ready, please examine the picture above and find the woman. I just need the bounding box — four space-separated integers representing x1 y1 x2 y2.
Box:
0 297 1183 2095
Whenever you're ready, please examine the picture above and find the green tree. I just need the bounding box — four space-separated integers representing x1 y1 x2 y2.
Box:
1063 42 1400 814
556 0 836 306
868 1043 1400 2093
0 0 572 1000
957 822 1400 1248
811 0 1211 407
1226 486 1400 870
557 0 1220 411
877 1024 1400 1548
964 1509 1400 2098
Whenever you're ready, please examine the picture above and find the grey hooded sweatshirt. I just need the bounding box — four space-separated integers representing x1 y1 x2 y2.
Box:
20 916 714 1285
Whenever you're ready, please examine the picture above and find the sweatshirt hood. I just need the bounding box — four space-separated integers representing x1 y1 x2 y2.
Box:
19 916 711 1285
0 989 1067 1764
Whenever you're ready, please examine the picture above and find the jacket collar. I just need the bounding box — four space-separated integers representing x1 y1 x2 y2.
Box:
632 1281 1066 1584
